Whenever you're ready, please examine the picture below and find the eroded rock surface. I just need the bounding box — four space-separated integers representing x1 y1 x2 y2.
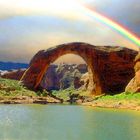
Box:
22 42 137 95
1 69 25 80
40 64 87 90
125 52 140 93
79 72 89 90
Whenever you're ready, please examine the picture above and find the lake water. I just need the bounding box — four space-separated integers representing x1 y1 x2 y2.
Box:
0 104 140 140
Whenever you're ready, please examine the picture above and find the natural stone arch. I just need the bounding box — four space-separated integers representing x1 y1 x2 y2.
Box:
22 42 137 95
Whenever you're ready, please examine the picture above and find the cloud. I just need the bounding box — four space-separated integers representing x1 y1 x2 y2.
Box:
0 0 87 21
81 0 140 36
0 19 138 63
0 0 139 63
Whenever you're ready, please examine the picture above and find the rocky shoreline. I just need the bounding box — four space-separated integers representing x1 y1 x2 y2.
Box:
0 96 62 104
82 100 140 111
1 95 140 112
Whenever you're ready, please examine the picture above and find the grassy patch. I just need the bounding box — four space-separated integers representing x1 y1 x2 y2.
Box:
90 92 140 109
51 87 91 101
97 92 140 101
1 77 140 105
0 78 36 98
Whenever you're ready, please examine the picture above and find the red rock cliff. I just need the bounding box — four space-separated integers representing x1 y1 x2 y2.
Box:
21 42 137 95
125 52 140 93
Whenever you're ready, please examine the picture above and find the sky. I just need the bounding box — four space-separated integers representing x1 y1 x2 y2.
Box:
0 0 140 63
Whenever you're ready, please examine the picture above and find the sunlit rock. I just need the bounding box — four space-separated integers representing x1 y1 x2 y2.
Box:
125 52 140 93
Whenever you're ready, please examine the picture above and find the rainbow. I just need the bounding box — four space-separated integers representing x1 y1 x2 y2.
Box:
79 3 140 47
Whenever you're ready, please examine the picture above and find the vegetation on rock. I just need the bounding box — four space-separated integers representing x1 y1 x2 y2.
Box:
0 78 61 104
0 78 36 98
0 75 140 110
52 87 91 102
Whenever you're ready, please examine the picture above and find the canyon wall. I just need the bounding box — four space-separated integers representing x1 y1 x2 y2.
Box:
125 52 140 93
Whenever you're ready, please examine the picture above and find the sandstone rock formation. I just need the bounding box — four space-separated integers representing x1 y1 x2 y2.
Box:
0 63 87 91
0 70 8 77
1 69 25 80
21 42 137 95
40 65 59 90
79 72 89 90
40 64 87 90
125 52 140 93
77 64 88 73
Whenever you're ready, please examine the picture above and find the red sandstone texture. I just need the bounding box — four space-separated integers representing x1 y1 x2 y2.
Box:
21 42 137 95
125 52 140 93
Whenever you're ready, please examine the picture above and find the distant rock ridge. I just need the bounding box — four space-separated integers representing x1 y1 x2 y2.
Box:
40 63 87 90
0 64 88 91
1 69 26 80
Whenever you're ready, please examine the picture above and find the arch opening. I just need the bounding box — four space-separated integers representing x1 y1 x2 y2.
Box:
39 54 90 92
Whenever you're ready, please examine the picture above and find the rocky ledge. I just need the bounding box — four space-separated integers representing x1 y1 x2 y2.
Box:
83 100 140 111
0 96 61 104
